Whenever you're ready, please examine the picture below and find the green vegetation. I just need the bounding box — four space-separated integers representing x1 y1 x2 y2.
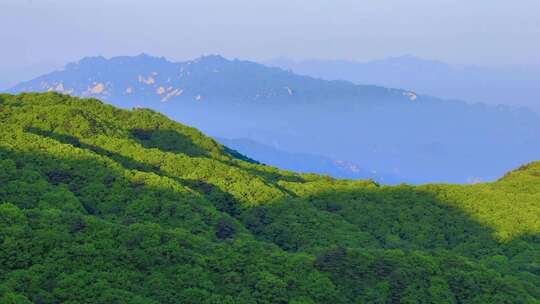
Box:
0 92 539 303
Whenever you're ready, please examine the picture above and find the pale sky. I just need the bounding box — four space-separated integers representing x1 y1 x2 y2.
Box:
1 0 540 88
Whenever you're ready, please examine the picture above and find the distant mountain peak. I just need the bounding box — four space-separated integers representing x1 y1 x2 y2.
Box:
196 54 228 62
135 52 153 58
186 54 231 68
65 56 107 69
65 54 173 72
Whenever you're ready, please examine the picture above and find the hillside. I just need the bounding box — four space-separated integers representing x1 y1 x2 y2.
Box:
8 54 540 184
0 93 539 303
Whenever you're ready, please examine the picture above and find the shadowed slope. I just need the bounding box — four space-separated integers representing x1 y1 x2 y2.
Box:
0 93 539 303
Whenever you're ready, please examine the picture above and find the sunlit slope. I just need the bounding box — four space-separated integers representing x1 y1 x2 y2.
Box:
418 163 540 241
0 93 538 303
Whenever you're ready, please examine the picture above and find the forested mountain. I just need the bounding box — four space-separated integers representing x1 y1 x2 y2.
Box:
8 54 540 184
1 93 539 303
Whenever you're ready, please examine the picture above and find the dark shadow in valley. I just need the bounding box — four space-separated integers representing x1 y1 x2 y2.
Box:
26 127 161 174
243 184 539 258
24 127 244 219
129 128 209 158
0 142 250 250
130 127 306 194
241 184 540 299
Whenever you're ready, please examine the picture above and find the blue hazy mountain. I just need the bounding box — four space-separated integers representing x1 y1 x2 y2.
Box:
8 54 540 183
268 55 540 113
216 137 400 184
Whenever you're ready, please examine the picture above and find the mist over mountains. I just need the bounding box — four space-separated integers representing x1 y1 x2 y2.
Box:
217 137 400 183
268 55 540 113
8 54 540 183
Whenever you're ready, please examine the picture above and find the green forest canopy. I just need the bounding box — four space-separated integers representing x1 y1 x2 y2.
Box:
0 92 539 303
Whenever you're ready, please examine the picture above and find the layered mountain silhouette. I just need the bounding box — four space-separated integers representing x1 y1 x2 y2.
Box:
9 54 413 107
216 137 400 183
8 54 540 183
268 55 540 113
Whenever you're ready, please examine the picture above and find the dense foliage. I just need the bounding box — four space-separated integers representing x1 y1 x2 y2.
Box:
0 93 539 303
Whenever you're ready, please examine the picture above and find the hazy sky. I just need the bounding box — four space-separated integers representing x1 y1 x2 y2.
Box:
1 0 540 88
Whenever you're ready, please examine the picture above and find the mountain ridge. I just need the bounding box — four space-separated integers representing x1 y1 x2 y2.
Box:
267 55 540 112
8 53 419 107
7 54 540 184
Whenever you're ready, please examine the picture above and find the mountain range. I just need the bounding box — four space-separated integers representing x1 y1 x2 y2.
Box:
8 54 540 183
268 55 540 113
